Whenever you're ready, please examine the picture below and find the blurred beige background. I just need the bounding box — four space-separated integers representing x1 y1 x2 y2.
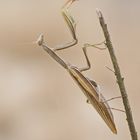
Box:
0 0 139 140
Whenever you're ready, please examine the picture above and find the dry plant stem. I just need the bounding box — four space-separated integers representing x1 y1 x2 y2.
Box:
96 10 138 140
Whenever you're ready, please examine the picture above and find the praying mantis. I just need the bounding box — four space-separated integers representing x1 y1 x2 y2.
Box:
37 0 117 134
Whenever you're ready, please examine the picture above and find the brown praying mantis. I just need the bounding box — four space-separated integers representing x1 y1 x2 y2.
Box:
37 0 118 134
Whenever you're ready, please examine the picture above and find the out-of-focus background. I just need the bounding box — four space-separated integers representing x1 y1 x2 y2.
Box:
0 0 139 140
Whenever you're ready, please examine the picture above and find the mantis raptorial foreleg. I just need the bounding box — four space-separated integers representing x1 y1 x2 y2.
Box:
52 0 78 52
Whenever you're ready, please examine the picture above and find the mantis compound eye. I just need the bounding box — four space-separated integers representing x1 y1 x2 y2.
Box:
36 34 44 46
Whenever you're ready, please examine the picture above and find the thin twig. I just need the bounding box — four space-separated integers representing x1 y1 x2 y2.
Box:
96 9 138 140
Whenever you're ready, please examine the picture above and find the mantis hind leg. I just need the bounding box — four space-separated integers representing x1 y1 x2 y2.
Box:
102 96 122 103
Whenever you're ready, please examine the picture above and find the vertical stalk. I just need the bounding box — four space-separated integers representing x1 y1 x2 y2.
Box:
96 10 138 140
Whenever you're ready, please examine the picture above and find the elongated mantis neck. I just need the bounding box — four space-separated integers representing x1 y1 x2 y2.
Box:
42 44 69 69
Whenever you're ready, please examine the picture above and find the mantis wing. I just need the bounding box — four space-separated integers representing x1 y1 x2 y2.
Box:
68 66 117 134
